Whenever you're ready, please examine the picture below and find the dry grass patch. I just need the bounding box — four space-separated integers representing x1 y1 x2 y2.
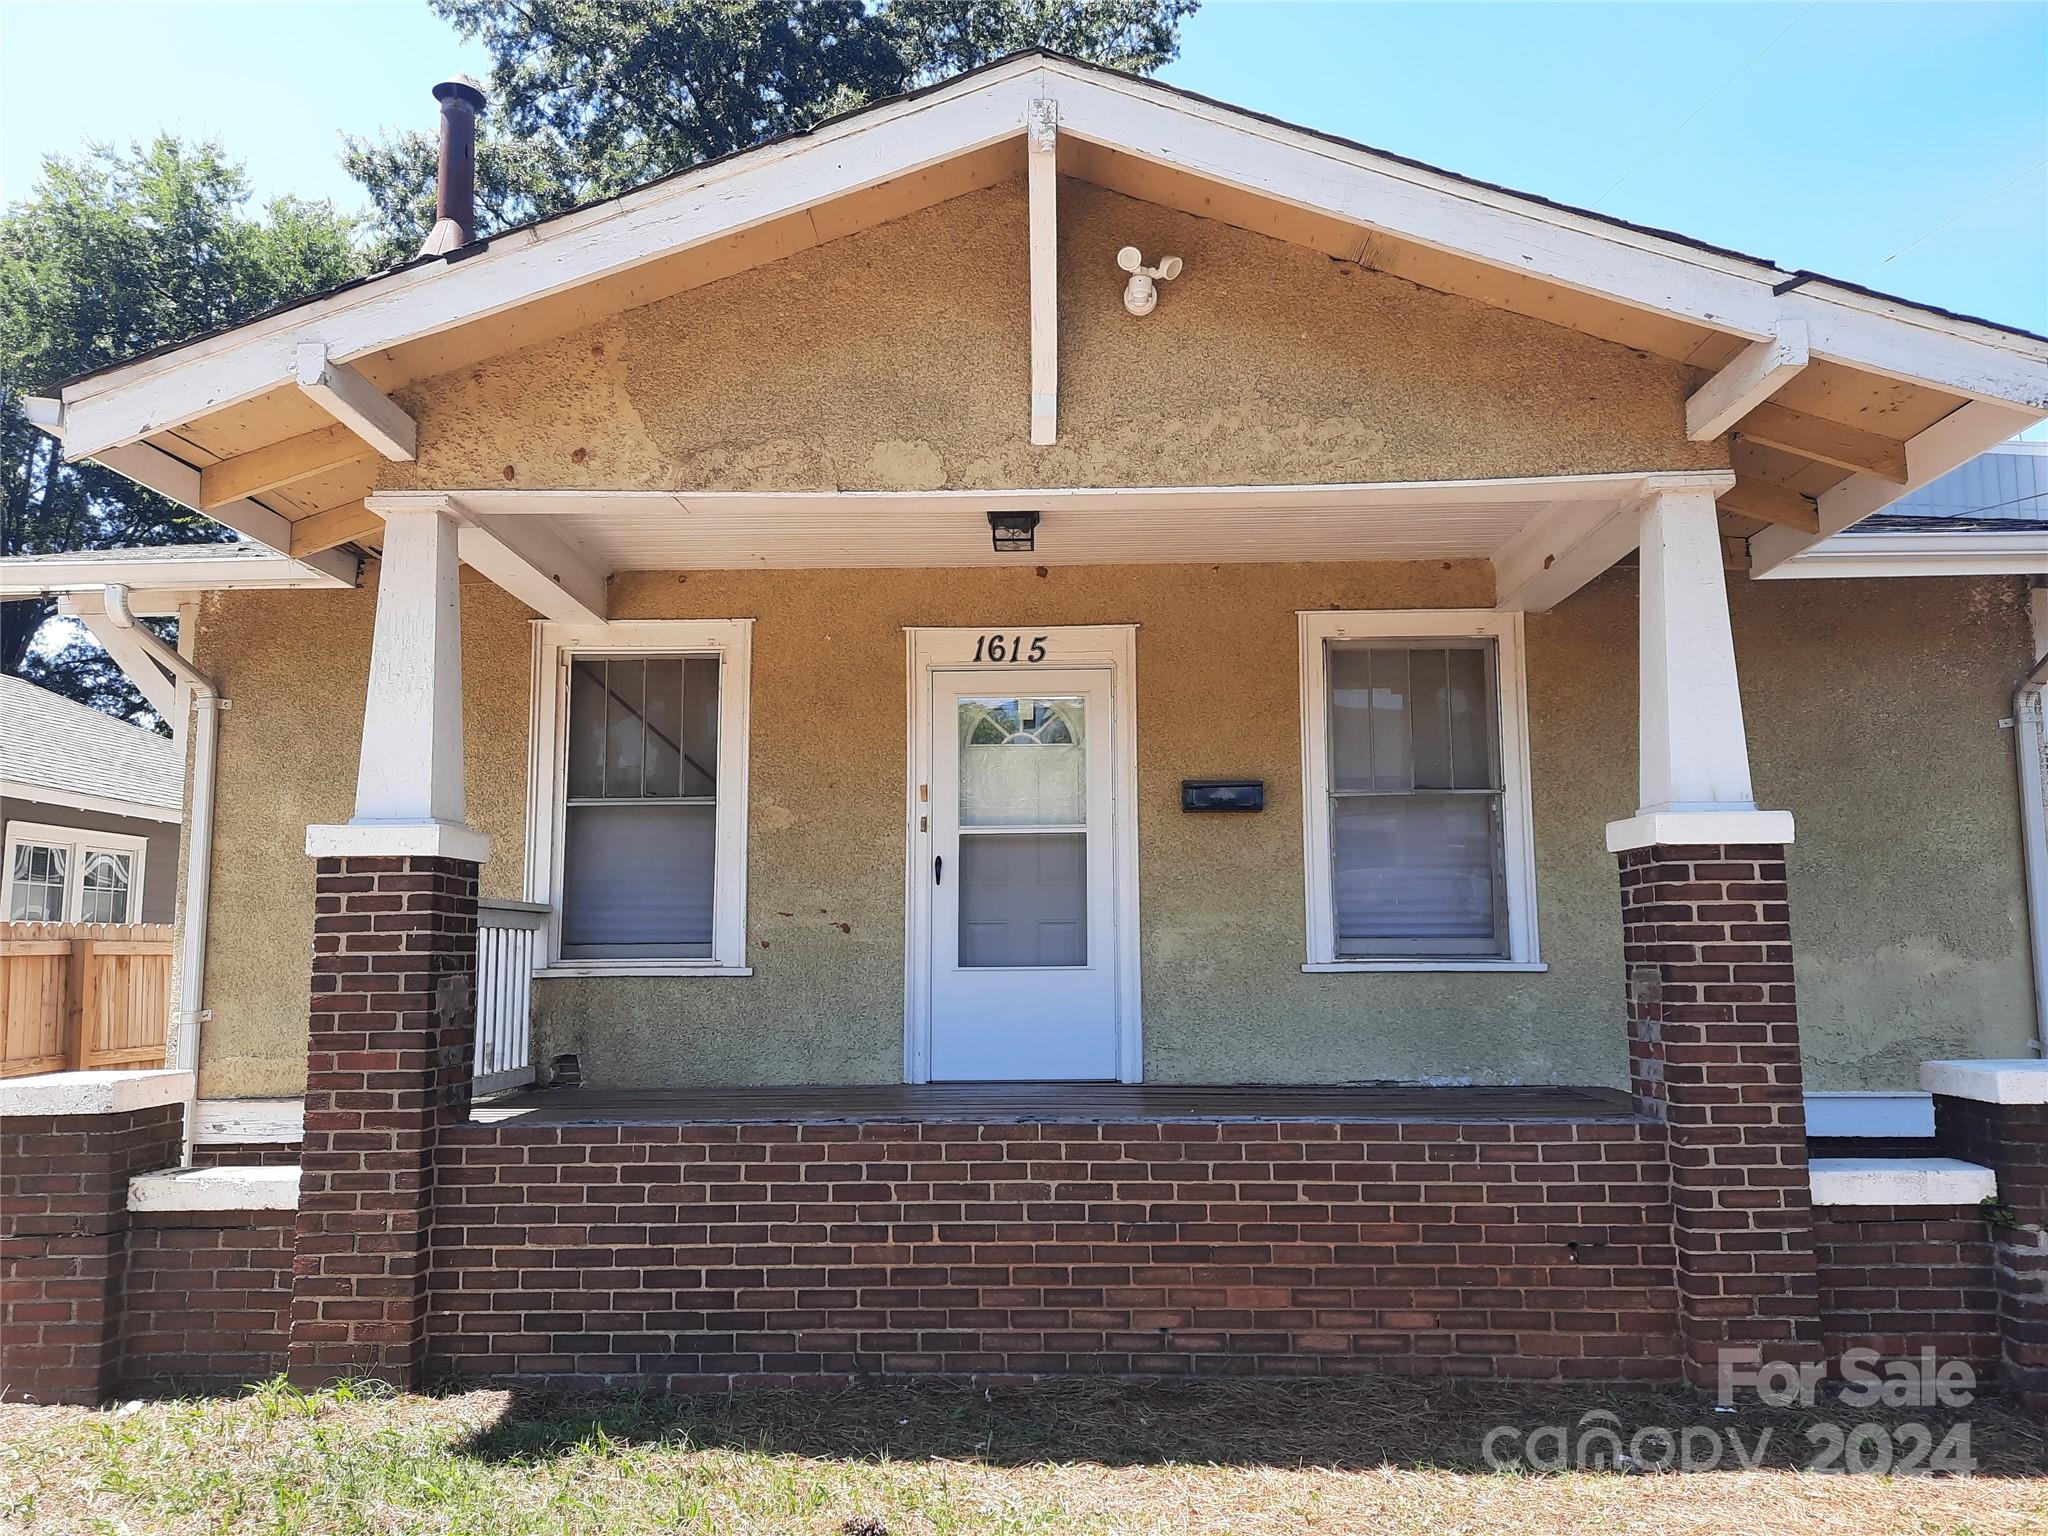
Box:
0 1375 2040 1535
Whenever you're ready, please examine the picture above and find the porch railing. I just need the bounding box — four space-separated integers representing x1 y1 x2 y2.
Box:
474 899 547 1095
0 922 173 1078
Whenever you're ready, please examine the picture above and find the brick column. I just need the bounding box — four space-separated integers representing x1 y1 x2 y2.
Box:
0 1072 188 1404
1620 841 1821 1386
1924 1060 2048 1408
289 853 477 1388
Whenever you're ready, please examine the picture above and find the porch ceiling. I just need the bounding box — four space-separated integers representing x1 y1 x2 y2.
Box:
400 473 1727 608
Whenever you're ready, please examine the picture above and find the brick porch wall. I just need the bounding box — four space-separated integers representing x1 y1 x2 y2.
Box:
0 1103 184 1404
121 1209 295 1390
291 853 479 1389
1812 1204 2001 1380
1618 842 1822 1385
1934 1096 2048 1408
427 1118 1682 1389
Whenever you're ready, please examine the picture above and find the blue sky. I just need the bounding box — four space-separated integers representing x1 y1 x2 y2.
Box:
2 0 2043 338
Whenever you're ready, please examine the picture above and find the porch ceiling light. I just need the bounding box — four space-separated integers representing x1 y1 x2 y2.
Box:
988 510 1040 553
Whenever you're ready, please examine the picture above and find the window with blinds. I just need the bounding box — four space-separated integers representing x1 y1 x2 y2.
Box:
559 655 721 958
1325 639 1509 958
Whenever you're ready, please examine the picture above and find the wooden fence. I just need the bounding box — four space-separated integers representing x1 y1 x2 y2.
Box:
1 922 173 1078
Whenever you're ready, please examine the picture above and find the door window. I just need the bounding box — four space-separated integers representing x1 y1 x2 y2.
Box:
956 697 1088 968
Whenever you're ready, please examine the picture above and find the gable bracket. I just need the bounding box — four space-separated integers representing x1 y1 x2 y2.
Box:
369 492 609 625
296 341 419 461
1687 322 1809 441
1028 96 1059 447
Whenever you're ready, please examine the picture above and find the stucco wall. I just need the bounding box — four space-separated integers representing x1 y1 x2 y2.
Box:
380 179 1727 495
191 565 2038 1099
190 576 531 1096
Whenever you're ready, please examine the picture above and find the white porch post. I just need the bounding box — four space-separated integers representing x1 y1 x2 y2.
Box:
1605 485 1793 853
305 498 489 863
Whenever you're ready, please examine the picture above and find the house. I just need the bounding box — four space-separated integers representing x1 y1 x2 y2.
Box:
1 675 181 924
1 54 2046 1406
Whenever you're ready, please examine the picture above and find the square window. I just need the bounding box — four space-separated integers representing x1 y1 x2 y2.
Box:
532 623 752 972
1299 613 1538 969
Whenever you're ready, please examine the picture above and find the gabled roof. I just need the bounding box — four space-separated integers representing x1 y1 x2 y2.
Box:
30 48 2048 584
47 49 2047 395
0 675 183 820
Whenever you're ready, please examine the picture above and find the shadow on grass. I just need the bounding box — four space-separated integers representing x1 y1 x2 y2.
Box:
448 1375 2046 1476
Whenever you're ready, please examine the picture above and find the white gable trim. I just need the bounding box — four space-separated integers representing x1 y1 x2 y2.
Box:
51 56 2048 467
0 777 181 825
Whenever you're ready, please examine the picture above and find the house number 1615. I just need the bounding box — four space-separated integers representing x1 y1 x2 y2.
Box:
973 634 1048 663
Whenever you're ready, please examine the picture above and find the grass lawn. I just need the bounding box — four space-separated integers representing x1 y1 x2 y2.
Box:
0 1375 2040 1535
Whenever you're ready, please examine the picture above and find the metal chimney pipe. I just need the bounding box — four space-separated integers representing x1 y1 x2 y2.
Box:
419 75 486 257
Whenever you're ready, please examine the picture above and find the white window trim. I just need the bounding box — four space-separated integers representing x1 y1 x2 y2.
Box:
1296 609 1541 972
2 819 150 925
525 619 754 977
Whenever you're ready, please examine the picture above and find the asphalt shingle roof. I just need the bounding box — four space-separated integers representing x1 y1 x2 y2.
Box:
0 676 182 814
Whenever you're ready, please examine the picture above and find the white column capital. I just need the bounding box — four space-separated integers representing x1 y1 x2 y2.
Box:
1606 485 1792 851
307 503 488 864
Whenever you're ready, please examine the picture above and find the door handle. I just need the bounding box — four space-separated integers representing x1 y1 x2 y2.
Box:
934 855 944 886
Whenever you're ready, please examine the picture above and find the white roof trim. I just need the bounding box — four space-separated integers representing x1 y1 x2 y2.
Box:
1761 530 2048 580
51 54 2048 468
1 777 182 824
0 549 358 596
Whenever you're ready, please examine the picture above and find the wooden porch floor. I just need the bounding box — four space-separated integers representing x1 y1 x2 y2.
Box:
470 1081 1637 1126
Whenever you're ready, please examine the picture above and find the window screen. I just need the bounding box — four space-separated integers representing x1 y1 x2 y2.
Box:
1326 641 1507 957
560 655 720 958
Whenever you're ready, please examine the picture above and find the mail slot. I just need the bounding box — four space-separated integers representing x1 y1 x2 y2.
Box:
1182 779 1264 812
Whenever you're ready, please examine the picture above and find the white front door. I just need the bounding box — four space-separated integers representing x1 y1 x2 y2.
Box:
908 628 1137 1081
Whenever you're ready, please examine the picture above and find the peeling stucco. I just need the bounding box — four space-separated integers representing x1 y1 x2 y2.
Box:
383 179 1728 496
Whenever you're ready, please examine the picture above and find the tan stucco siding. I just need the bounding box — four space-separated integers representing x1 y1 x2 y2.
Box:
191 565 2038 1099
1731 575 2039 1086
380 179 1728 496
191 578 532 1096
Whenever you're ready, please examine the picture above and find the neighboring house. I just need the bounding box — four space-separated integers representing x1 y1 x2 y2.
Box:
2 55 2047 1405
0 675 180 924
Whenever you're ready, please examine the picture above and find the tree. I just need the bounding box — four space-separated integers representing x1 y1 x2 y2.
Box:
889 0 1197 83
1 137 362 721
348 0 1197 259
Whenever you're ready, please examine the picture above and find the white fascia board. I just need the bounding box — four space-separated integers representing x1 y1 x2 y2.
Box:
0 777 182 824
1760 531 2048 580
54 56 2048 466
1048 66 2048 410
57 60 1049 459
1751 399 2041 575
2 551 355 595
